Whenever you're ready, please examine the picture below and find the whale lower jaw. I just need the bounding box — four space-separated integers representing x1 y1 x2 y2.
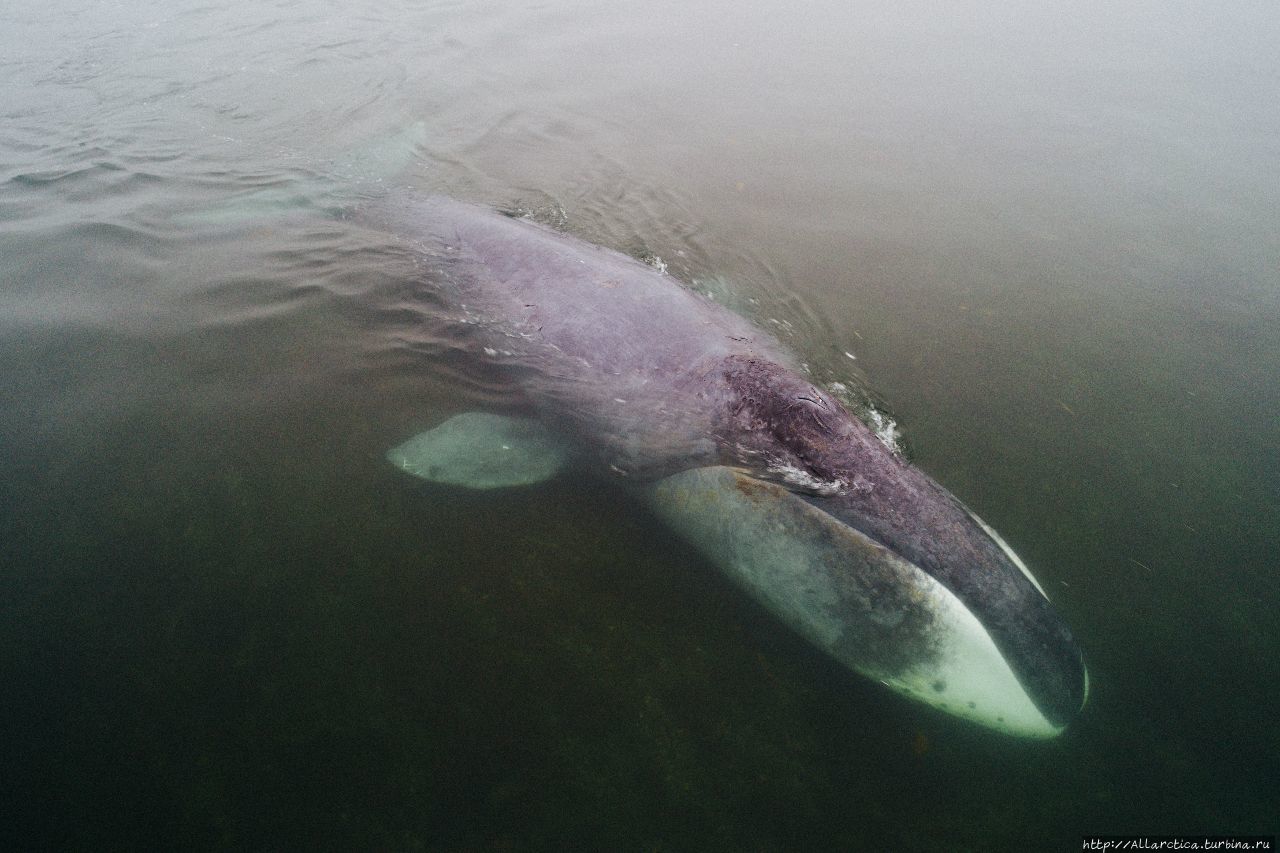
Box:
873 580 1064 738
644 466 1065 738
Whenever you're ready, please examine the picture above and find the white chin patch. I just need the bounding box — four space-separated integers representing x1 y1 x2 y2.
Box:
879 563 1064 738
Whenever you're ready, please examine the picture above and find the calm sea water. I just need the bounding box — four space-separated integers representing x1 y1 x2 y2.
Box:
2 0 1277 848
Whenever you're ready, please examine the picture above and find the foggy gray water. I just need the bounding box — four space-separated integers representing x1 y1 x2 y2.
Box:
1 0 1276 848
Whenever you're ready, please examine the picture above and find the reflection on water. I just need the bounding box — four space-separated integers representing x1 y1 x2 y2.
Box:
1 0 1277 847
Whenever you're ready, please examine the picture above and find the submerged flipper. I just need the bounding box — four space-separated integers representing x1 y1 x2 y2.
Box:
386 412 568 489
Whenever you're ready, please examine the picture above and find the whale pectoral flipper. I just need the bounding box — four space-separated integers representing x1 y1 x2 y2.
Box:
386 412 568 489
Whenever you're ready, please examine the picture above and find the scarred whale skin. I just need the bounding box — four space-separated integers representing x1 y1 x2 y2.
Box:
370 194 1088 736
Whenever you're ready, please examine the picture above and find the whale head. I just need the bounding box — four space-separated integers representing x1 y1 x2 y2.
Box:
697 356 1088 736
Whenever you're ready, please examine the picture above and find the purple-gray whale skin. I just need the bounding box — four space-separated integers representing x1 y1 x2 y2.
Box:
371 194 1088 737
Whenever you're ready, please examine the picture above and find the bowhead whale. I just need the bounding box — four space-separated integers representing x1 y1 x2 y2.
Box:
370 194 1088 737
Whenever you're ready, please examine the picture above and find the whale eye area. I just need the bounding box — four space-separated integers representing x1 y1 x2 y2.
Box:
719 355 848 486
